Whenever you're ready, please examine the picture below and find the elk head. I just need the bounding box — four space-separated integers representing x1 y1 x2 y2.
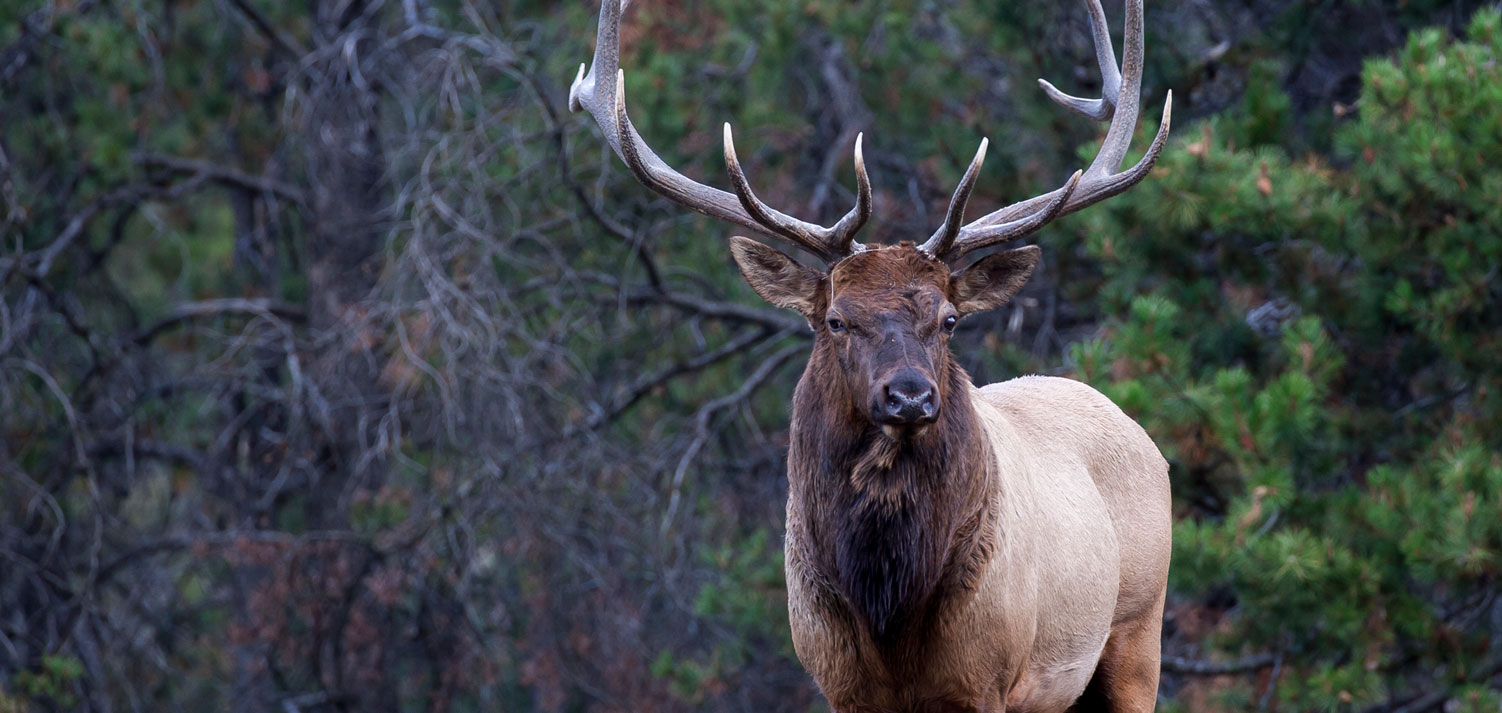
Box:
570 0 1171 437
730 237 1046 439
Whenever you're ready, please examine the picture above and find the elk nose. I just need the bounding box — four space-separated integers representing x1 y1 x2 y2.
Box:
878 370 938 425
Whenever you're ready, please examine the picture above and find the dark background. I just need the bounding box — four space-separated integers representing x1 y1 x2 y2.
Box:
2 0 1500 711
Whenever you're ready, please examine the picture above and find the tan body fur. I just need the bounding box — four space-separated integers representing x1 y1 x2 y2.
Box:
785 375 1170 713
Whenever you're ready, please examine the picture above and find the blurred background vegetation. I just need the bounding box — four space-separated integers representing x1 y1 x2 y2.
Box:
1 0 1500 711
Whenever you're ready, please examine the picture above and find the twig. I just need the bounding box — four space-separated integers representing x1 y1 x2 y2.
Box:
0 1 103 85
614 284 806 332
93 530 371 587
225 0 309 59
1360 658 1502 713
87 439 207 470
134 153 307 205
516 49 667 290
24 176 210 281
1259 655 1283 710
133 298 306 345
567 325 793 436
281 691 333 713
660 341 803 536
1160 652 1279 675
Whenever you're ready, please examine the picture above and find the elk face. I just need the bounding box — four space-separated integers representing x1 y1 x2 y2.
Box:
730 239 1041 439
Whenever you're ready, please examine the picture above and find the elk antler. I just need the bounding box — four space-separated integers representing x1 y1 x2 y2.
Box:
569 0 872 263
920 0 1172 264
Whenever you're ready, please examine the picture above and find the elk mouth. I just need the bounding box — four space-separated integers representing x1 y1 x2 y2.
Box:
880 422 933 441
872 400 939 441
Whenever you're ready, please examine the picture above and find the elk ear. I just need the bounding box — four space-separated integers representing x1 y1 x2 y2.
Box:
949 246 1041 317
729 236 825 320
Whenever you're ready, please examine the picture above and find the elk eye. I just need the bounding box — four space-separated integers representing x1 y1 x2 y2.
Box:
943 315 958 332
827 318 846 333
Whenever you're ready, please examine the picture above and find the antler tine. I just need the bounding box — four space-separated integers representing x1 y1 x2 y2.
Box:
724 124 869 262
832 133 873 256
569 0 871 263
969 91 1171 228
919 138 989 258
935 0 1171 264
935 171 1082 262
1038 0 1120 121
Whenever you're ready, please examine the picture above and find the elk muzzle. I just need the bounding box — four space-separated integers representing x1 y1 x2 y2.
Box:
873 367 939 434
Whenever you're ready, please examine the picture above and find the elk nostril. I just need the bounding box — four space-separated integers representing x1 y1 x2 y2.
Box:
877 371 939 423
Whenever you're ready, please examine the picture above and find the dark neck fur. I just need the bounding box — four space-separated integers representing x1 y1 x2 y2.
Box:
789 341 994 648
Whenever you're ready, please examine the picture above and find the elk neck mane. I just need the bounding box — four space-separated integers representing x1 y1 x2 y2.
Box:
789 338 999 650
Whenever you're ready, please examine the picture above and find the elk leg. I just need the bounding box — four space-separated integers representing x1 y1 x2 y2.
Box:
1071 587 1166 713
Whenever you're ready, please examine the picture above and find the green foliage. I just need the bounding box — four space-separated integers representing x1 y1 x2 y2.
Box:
1062 9 1502 707
654 529 793 704
10 655 84 710
692 529 788 641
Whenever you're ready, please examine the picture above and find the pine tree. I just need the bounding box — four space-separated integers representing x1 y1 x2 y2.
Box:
1059 10 1502 710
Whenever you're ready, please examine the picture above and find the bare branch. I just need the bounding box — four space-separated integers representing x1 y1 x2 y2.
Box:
133 298 306 345
1160 652 1279 676
567 326 797 437
660 341 804 536
134 153 307 205
225 0 309 59
1359 658 1502 713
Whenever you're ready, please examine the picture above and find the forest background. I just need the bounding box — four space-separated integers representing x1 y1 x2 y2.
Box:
2 0 1500 711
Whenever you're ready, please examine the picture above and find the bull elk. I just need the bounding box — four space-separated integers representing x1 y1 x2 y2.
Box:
571 1 1173 710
